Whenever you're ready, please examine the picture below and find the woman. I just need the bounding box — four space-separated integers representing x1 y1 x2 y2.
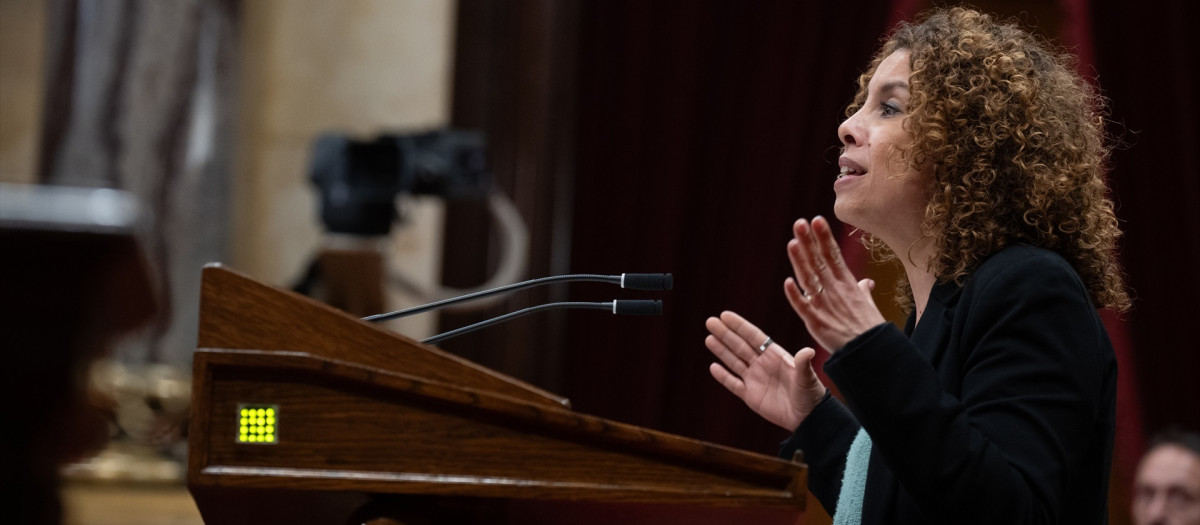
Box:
704 8 1129 524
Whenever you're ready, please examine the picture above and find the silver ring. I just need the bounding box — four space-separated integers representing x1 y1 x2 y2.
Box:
808 276 823 298
758 336 773 353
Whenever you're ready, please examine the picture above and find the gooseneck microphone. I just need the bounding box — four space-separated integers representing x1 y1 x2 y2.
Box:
362 273 672 323
420 299 662 345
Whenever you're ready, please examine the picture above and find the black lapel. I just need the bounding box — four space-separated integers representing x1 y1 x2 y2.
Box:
909 279 961 368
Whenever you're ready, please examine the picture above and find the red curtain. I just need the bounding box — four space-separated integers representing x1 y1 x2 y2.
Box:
1089 0 1200 465
1060 0 1148 496
557 0 1200 459
563 0 894 453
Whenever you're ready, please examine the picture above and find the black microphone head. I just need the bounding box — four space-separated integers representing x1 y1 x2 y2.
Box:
621 273 673 291
613 300 663 316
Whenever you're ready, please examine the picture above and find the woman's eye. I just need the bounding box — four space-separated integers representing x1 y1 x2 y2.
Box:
881 102 901 116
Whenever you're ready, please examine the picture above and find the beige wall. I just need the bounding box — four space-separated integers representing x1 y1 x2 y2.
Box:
234 1 454 271
0 0 46 184
0 0 457 338
234 0 457 338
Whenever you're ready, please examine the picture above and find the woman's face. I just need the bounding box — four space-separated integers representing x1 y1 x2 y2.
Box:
833 49 932 246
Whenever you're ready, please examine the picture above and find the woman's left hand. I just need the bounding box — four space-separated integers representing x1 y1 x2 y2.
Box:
784 216 886 352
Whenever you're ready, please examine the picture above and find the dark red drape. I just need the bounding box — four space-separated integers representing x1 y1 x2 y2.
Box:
1090 0 1200 436
558 0 1200 459
563 0 894 453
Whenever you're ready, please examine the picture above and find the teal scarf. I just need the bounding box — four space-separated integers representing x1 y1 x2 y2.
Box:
832 428 871 525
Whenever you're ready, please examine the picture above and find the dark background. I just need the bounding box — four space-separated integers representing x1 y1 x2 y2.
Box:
23 1 1195 523
437 2 1199 519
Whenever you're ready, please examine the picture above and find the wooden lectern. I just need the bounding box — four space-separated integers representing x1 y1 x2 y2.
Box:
188 265 808 524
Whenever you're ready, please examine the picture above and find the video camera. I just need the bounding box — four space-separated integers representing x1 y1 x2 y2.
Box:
309 129 490 235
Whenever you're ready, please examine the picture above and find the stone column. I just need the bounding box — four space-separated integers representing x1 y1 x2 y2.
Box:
38 0 240 368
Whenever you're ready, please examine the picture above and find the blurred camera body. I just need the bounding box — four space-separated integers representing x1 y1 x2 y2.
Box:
310 129 490 235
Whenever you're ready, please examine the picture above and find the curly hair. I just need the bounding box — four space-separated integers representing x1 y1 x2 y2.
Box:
847 7 1130 312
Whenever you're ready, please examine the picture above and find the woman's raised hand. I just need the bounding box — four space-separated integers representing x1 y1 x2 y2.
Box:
784 216 885 353
704 311 827 431
704 216 886 430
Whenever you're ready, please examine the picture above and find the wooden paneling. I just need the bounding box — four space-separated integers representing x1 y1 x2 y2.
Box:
188 265 807 523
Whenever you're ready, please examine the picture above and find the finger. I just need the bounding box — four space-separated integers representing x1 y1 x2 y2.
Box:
787 239 819 300
706 315 758 371
788 221 825 299
719 310 777 355
784 277 813 318
788 220 818 286
709 362 746 398
793 347 828 392
811 216 852 281
705 333 749 377
793 347 816 375
859 278 875 292
800 218 829 274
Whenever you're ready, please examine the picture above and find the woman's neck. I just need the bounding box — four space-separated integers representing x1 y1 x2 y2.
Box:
894 237 937 325
905 263 936 324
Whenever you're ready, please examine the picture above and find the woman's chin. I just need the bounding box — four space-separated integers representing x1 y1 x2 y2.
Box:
831 201 856 227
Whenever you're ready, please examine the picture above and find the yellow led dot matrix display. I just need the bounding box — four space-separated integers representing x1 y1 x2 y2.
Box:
236 404 278 444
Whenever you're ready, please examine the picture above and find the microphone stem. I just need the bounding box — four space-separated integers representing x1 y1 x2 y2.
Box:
363 274 620 323
421 302 612 345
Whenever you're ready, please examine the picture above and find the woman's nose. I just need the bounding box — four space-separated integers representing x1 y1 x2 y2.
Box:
838 112 863 147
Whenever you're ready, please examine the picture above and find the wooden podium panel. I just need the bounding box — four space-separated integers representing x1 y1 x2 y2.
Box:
188 266 807 524
196 264 568 409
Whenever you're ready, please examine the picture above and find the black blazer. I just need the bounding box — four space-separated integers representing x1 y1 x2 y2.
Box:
781 245 1117 524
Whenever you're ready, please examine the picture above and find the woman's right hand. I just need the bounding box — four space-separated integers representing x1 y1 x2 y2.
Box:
705 310 827 431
